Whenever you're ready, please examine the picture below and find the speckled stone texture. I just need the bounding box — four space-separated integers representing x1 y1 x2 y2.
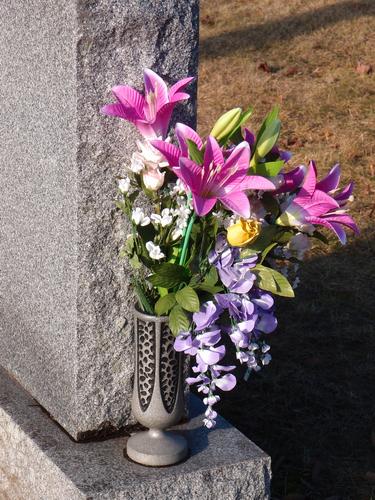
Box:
0 0 199 439
0 367 271 500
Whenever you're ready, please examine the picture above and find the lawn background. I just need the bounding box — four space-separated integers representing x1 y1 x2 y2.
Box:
198 1 375 498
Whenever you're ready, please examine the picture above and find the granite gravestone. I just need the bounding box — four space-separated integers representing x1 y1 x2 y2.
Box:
0 0 199 440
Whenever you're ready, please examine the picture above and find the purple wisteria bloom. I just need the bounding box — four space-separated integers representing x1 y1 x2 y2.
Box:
174 234 278 428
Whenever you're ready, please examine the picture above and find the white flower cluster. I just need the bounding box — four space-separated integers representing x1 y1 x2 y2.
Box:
145 241 165 260
171 195 192 240
151 208 173 227
168 179 186 197
131 207 150 226
236 342 272 381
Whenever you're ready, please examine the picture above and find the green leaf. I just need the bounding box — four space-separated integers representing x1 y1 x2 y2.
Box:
186 139 204 164
251 160 284 177
155 293 176 316
169 305 190 336
129 253 142 269
253 264 295 297
260 243 277 263
175 286 200 313
196 284 223 294
148 263 190 289
204 267 218 286
241 225 283 255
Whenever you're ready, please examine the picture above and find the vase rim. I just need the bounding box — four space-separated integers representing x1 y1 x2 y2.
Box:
133 304 169 323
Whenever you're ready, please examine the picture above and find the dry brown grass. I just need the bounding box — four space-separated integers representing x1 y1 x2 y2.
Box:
198 0 375 498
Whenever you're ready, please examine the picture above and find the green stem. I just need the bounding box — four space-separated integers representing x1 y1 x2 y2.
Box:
179 212 196 267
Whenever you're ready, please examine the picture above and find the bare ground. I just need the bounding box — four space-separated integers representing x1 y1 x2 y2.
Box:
198 1 375 498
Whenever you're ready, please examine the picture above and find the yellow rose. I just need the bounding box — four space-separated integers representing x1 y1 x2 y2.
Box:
227 219 261 247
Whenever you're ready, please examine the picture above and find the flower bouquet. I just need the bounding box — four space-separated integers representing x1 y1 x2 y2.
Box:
102 69 357 464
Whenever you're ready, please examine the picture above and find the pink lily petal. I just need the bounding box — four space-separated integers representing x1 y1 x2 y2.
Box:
143 68 169 111
169 77 194 97
220 192 251 218
335 182 354 204
322 214 359 233
244 128 256 147
134 120 159 139
297 189 339 217
111 85 144 116
204 136 224 167
169 92 190 103
179 157 204 191
297 161 318 200
316 163 341 193
239 174 276 191
275 165 306 194
152 102 177 138
223 141 250 175
101 103 138 122
175 123 203 156
329 222 347 244
192 194 217 216
151 140 180 167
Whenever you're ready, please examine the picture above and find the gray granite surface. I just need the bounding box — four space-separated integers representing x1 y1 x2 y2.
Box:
0 0 199 439
0 366 271 500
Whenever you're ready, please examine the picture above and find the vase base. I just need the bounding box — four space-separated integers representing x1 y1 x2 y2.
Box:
126 429 188 466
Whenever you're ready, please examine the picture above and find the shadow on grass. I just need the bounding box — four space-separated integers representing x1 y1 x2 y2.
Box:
201 0 375 58
215 233 375 498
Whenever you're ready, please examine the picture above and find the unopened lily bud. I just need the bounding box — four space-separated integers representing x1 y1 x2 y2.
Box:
256 119 281 158
210 108 242 141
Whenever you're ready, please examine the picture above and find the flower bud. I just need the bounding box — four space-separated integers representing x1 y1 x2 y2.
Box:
210 108 242 141
142 168 165 191
256 119 281 158
227 219 261 247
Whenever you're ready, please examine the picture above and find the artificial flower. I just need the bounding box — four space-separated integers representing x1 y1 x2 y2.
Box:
101 69 193 139
151 208 173 227
118 177 130 193
131 208 150 226
277 161 359 243
145 241 165 260
227 218 261 247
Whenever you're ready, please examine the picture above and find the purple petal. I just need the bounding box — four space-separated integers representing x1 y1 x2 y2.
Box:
214 374 237 391
257 313 278 333
197 345 225 365
316 164 341 193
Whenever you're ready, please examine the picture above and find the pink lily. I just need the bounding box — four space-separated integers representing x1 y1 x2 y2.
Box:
274 165 306 194
101 69 193 139
316 163 354 207
151 122 203 170
176 136 275 217
277 161 358 243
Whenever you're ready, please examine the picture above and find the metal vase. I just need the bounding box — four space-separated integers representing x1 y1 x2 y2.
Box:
126 307 188 466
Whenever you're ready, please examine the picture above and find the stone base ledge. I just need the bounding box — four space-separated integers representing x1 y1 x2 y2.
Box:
0 366 271 500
